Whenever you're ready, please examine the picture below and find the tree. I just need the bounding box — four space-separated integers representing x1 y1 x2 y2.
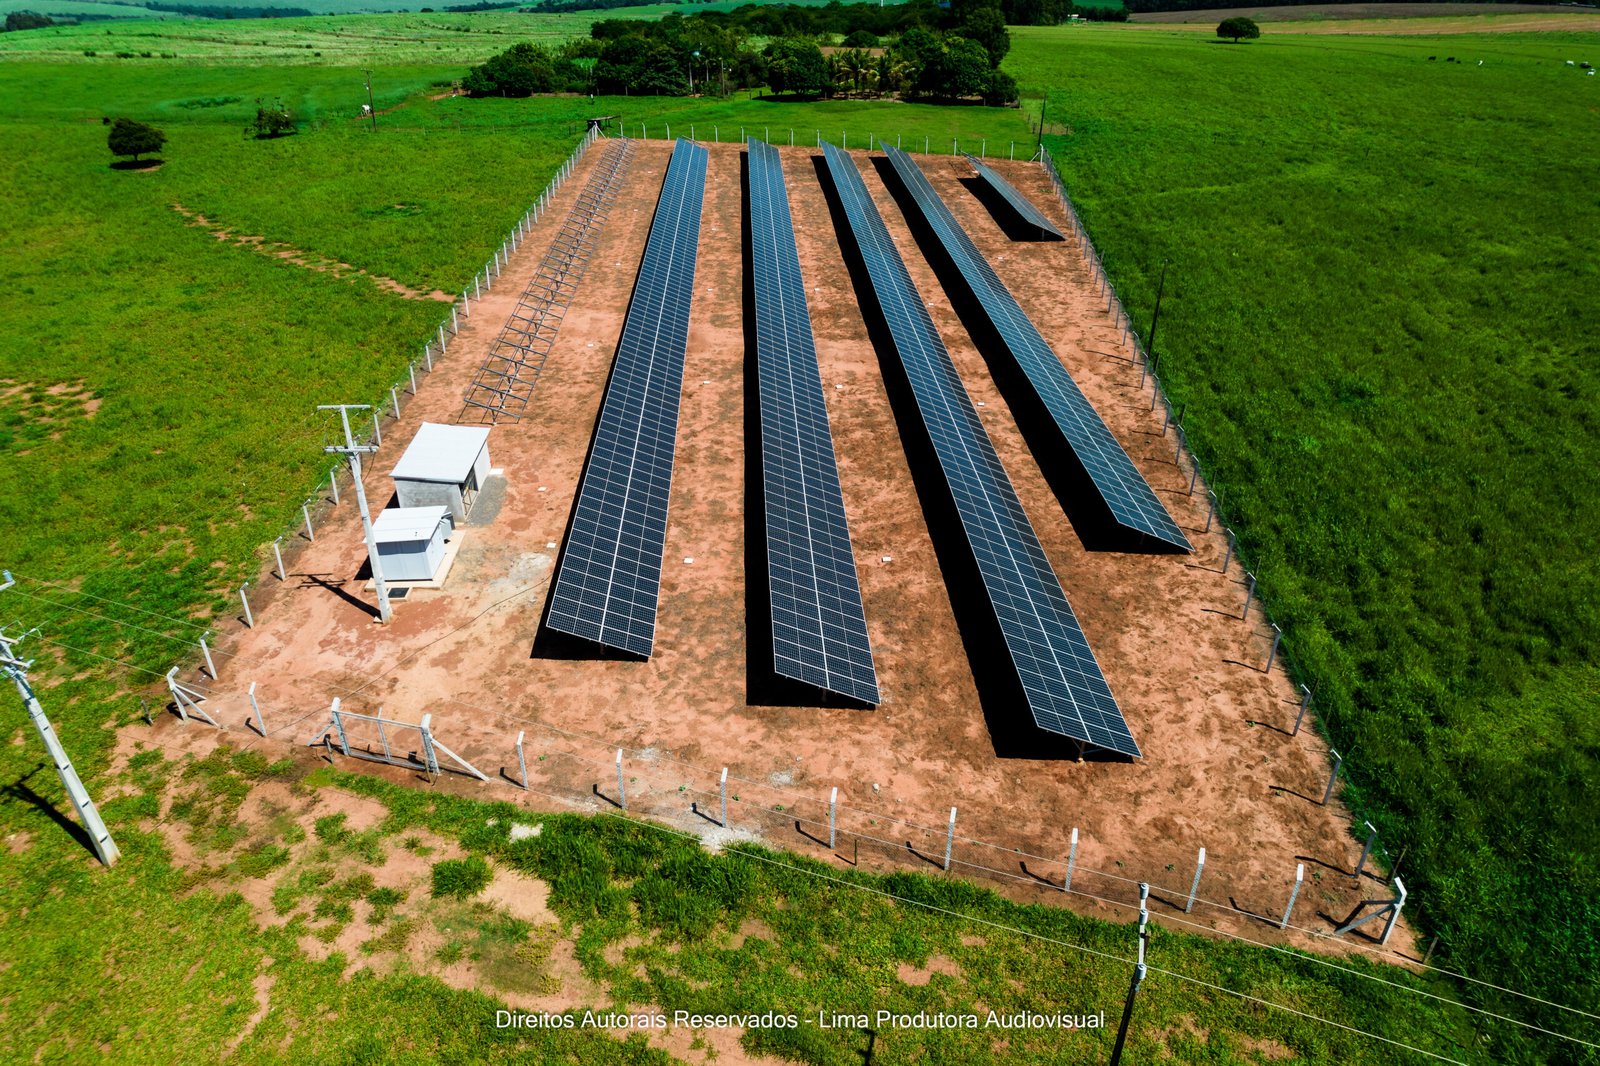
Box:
245 97 295 139
463 42 557 98
107 117 165 164
5 11 53 31
763 38 828 98
983 68 1019 106
840 29 879 49
1216 16 1260 43
921 36 990 100
960 6 1010 68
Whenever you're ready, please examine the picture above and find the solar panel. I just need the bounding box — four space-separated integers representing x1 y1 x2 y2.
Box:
545 138 709 657
748 140 880 706
822 143 1140 758
885 146 1190 552
961 154 1066 241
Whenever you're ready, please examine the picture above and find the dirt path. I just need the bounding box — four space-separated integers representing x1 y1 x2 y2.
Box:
171 202 455 301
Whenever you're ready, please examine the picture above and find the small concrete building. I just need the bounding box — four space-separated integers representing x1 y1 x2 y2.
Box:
390 423 492 522
372 506 453 583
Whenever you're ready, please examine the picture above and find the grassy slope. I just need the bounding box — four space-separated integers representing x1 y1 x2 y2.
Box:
1008 23 1599 1062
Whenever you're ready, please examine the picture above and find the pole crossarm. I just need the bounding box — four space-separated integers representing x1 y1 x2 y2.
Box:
318 404 392 623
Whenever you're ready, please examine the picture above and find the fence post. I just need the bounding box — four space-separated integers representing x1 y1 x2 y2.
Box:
1185 847 1205 913
328 467 339 505
516 730 528 789
200 635 217 680
390 387 401 419
1322 749 1343 806
408 362 418 395
615 748 626 810
302 502 315 542
1064 827 1078 893
331 698 351 757
719 767 728 828
1242 571 1256 621
273 537 286 581
828 786 838 849
1266 624 1283 672
248 681 265 736
239 584 253 629
1354 822 1378 880
943 806 957 871
1293 685 1312 735
419 713 440 776
1222 528 1235 573
1281 863 1304 929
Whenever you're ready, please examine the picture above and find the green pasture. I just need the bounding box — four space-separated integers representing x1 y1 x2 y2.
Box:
1008 22 1600 1063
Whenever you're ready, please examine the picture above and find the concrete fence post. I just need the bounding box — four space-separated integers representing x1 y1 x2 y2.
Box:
328 467 339 505
1293 685 1312 736
719 767 728 828
248 681 264 736
828 787 838 849
1323 749 1343 806
1242 571 1256 621
408 362 418 395
302 502 315 542
273 537 286 582
1222 529 1235 573
371 410 382 447
1185 847 1206 913
516 730 528 789
419 713 440 776
239 584 253 629
943 807 957 871
331 698 351 757
1266 624 1283 672
1064 827 1078 893
199 635 217 680
616 748 626 810
390 387 401 419
1281 863 1304 929
1355 822 1378 881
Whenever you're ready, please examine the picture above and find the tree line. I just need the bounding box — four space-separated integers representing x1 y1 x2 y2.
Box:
465 0 1043 105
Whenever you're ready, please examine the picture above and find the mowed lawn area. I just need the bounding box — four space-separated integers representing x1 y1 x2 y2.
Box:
1008 23 1599 1060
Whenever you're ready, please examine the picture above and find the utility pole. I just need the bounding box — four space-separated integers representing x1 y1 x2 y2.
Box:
0 573 120 866
318 406 392 624
363 70 377 132
1108 883 1150 1066
1036 94 1048 156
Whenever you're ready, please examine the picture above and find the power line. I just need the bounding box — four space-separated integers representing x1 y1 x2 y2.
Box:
14 573 208 633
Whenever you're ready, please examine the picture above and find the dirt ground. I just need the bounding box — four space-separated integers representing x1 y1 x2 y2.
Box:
176 139 1417 965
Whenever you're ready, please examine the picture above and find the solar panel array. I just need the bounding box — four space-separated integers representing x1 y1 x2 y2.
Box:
546 138 709 657
885 146 1190 552
822 143 1140 758
961 154 1065 241
749 140 880 705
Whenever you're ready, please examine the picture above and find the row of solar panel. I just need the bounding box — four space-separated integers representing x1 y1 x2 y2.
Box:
547 138 1155 756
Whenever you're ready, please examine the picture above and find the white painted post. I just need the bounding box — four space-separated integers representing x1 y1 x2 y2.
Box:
199 636 217 679
828 787 838 849
1355 822 1378 881
1222 529 1235 573
981 138 986 158
1382 879 1406 945
437 324 446 352
273 537 286 582
1293 685 1312 736
1205 492 1217 533
239 584 253 629
664 124 670 139
419 713 440 775
1266 625 1283 672
461 292 469 319
302 502 315 542
943 806 957 871
408 362 418 395
390 387 401 419
1188 463 1200 495
1242 571 1256 621
1322 749 1343 806
1281 863 1304 929
842 131 847 149
248 681 264 736
516 730 528 789
371 410 382 447
327 465 340 505
330 698 350 756
1185 847 1206 913
1064 827 1078 893
616 748 626 810
714 125 718 142
689 124 694 141
1010 141 1014 160
424 343 433 372
720 767 728 828
924 135 929 154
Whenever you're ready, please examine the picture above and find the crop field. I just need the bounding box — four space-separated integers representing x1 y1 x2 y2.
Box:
0 10 1594 1065
1008 21 1600 1062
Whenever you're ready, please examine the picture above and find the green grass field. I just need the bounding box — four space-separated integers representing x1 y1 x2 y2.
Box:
0 12 1597 1064
1008 22 1600 1063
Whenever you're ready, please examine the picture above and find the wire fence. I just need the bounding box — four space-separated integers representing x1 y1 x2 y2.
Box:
611 118 1031 161
1035 147 1411 905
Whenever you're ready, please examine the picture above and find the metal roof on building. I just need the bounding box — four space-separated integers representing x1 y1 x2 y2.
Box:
372 506 452 544
390 423 490 484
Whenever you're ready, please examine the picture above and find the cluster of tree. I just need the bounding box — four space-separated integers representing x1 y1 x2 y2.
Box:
999 0 1129 23
141 2 314 17
4 11 55 30
107 117 165 163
